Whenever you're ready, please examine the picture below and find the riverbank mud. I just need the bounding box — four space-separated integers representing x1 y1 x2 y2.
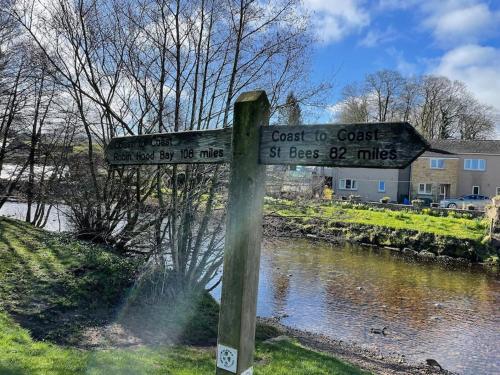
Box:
258 318 456 375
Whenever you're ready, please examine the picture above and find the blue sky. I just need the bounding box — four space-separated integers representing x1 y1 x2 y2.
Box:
301 0 500 136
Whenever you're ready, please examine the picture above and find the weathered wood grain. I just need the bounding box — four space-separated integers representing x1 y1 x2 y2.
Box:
216 91 269 375
259 122 429 169
105 128 232 165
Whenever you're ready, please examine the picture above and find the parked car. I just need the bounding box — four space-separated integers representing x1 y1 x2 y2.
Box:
439 194 490 209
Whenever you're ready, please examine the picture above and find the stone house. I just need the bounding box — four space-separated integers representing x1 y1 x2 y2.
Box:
410 140 500 201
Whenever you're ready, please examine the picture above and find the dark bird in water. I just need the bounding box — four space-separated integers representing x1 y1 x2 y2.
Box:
370 327 387 335
426 359 443 370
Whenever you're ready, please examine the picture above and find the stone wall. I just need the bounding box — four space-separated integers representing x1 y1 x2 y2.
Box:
332 199 485 218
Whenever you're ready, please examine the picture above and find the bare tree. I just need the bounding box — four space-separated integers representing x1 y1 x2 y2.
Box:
365 69 403 122
0 8 31 207
338 83 369 123
337 69 495 140
9 0 316 296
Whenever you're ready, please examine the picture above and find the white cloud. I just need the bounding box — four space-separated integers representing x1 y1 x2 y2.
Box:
386 48 418 76
359 26 397 47
326 102 343 120
378 1 500 46
302 0 370 43
434 44 500 109
434 44 500 137
377 0 420 10
422 2 500 45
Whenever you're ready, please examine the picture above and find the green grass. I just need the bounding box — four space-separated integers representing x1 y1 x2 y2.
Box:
0 312 366 374
265 198 489 240
0 217 368 375
0 217 138 345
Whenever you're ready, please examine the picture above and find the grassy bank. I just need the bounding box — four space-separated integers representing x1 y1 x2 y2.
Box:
264 198 497 262
0 217 367 375
265 198 488 240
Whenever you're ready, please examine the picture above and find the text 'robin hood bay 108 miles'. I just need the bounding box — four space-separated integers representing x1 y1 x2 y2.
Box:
106 128 232 165
259 122 429 169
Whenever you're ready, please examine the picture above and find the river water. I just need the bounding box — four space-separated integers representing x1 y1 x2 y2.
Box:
0 201 70 231
1 202 499 374
214 238 499 375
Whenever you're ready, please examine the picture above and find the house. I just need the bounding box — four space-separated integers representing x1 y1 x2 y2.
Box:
410 140 500 201
318 166 411 203
266 166 323 198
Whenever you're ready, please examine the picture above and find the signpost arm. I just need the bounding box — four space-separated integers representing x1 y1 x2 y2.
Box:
216 91 269 375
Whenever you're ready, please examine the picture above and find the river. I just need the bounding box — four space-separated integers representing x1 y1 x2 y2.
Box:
1 202 499 374
214 238 499 375
0 201 70 231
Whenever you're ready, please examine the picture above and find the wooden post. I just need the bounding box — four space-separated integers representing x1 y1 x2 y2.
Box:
216 91 269 375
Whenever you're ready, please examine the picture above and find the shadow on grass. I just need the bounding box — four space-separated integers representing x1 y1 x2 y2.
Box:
0 364 26 375
0 218 138 346
0 218 279 350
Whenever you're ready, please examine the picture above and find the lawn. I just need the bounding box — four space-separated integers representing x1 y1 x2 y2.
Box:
0 312 366 375
0 217 367 375
265 198 488 240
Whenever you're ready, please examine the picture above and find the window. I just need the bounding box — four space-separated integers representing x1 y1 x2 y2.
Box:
430 158 445 169
464 159 486 171
378 180 386 193
418 183 432 194
497 187 500 196
472 186 480 195
339 179 357 190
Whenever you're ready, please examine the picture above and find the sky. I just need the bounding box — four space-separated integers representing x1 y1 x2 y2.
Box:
302 0 500 137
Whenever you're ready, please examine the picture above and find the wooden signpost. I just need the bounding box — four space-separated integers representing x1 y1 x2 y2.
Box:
260 122 428 169
105 91 429 375
106 128 232 165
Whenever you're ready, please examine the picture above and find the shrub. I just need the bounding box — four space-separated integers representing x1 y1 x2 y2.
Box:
353 203 369 210
380 197 390 204
412 199 424 208
421 208 431 215
340 201 353 209
349 194 361 202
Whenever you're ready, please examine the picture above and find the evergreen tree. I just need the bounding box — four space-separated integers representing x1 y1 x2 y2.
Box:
279 92 302 126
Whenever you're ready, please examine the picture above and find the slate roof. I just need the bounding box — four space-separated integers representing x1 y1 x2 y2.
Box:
425 140 500 156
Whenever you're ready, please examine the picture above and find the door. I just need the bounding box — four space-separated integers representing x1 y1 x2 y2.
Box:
439 184 450 200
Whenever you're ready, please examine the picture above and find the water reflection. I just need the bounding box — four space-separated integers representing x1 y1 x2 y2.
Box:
255 239 499 375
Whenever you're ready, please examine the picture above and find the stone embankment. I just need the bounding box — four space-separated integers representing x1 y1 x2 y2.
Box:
263 215 496 264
